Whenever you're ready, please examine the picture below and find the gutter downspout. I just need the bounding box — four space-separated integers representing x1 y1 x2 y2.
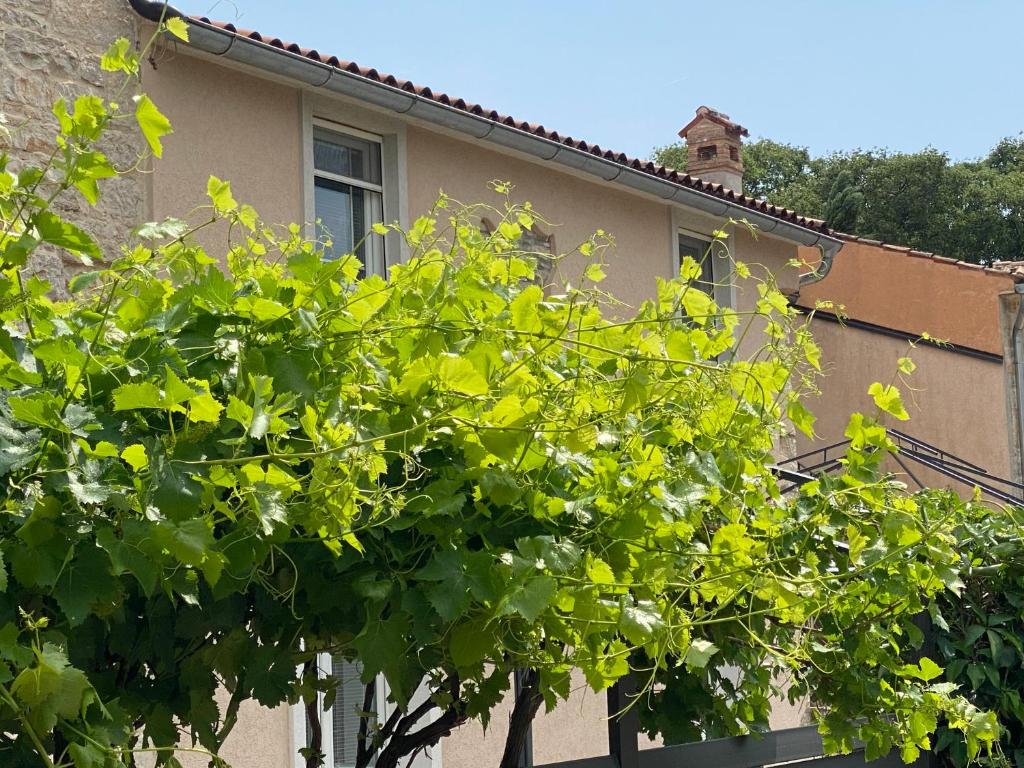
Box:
1010 283 1024 483
128 0 843 261
799 239 842 286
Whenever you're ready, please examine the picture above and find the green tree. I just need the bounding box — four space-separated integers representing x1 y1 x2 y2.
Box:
650 141 688 173
0 25 1007 768
653 136 1024 264
929 502 1024 767
822 169 864 233
986 136 1024 173
741 139 813 204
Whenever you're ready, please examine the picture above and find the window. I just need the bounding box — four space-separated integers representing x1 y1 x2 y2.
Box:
313 124 385 277
518 226 555 285
332 657 372 768
301 656 381 768
696 144 718 161
296 657 438 768
678 233 715 296
481 218 555 285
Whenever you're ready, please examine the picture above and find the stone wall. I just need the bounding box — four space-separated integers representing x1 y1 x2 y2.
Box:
1 0 145 287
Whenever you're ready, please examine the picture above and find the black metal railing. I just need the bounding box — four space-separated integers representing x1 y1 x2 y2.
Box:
524 675 933 768
779 428 1024 506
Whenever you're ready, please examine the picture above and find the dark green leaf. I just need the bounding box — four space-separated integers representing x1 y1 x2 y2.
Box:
33 211 101 264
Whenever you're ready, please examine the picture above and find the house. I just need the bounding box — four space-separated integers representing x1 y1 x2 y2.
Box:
6 1 1013 767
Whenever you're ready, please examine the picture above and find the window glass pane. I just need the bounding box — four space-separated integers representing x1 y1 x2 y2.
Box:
497 225 553 285
518 228 551 254
314 128 382 185
678 234 715 296
315 178 372 276
331 657 371 768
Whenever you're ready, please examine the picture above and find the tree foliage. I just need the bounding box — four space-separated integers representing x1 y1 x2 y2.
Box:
0 24 1009 768
652 137 1024 265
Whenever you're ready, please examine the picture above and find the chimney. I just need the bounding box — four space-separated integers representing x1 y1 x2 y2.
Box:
678 105 749 191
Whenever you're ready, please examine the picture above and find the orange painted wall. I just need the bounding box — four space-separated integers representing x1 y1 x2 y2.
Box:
798 241 1015 355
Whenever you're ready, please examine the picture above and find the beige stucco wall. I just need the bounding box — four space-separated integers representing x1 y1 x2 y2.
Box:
444 669 809 768
137 698 292 768
443 671 613 767
405 126 803 316
798 318 1011 491
141 45 807 317
143 50 305 244
406 125 675 311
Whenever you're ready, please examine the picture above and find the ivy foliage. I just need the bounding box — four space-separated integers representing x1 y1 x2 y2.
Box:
0 22 1009 768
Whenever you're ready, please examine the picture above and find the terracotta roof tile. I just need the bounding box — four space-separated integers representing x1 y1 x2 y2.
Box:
134 5 831 235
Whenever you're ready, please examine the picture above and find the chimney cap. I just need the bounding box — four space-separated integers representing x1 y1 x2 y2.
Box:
678 105 749 140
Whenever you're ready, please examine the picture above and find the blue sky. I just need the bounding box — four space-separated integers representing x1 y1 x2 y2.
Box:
199 0 1023 161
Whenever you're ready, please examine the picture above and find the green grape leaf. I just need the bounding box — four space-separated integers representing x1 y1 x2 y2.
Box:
33 211 101 264
868 382 910 421
134 94 173 158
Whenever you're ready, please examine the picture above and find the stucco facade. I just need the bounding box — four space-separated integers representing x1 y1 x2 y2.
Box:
141 43 808 317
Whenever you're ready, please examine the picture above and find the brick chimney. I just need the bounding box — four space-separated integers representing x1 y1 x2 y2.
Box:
678 106 749 191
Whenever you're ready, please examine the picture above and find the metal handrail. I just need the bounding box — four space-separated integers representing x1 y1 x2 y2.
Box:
779 429 1024 505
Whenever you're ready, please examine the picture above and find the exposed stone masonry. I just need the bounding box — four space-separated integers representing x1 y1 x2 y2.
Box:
1 0 146 288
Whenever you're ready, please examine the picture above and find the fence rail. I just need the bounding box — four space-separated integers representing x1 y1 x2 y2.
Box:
529 678 934 768
535 724 927 768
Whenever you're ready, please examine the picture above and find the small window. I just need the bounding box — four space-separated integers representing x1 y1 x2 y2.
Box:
303 656 379 768
696 145 718 162
678 233 715 296
313 126 384 276
330 657 371 768
729 145 739 162
481 219 555 285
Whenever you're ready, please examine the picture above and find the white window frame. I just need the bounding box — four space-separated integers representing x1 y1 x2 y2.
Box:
671 219 736 311
311 118 386 277
301 91 410 270
290 654 386 768
677 230 716 295
290 655 442 768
